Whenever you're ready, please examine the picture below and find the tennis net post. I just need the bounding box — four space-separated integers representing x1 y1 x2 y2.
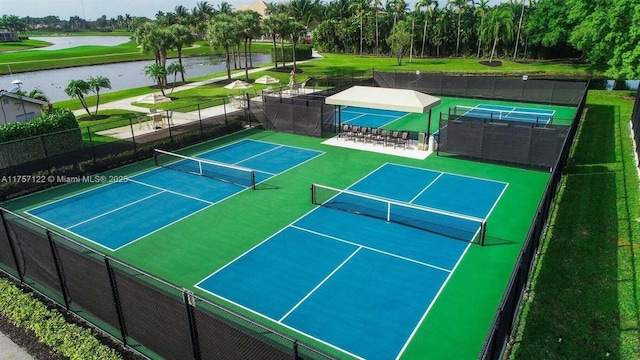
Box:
311 183 487 245
153 148 256 189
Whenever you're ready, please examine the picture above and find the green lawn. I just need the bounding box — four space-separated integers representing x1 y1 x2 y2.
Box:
0 39 53 51
508 90 640 359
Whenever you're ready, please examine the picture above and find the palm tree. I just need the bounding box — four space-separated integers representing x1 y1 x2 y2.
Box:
174 5 190 25
419 0 438 57
386 0 408 54
166 62 186 95
263 14 284 71
484 6 514 62
349 0 370 56
144 64 168 96
447 0 468 57
206 14 239 80
474 0 490 58
87 76 111 116
169 24 195 82
64 80 91 117
512 0 533 60
289 22 307 71
373 0 382 56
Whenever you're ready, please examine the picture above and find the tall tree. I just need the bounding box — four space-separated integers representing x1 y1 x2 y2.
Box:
263 14 286 71
373 0 382 56
207 13 238 80
447 0 468 57
64 79 92 117
350 0 370 56
87 76 111 116
512 0 533 60
474 0 490 58
483 5 514 62
289 22 307 71
169 24 195 82
419 0 438 58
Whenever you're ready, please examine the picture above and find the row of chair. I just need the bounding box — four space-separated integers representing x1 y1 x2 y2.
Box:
339 124 410 149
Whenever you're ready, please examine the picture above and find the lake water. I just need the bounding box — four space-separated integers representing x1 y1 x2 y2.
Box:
1 54 272 103
30 36 132 50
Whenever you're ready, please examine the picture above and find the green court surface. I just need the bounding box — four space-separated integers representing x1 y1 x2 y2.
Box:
3 127 552 359
385 96 577 134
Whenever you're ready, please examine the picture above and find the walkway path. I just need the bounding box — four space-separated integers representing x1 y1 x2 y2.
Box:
73 51 323 117
0 331 34 360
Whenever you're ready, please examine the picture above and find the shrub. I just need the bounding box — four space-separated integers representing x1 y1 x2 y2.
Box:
271 44 313 64
0 108 79 143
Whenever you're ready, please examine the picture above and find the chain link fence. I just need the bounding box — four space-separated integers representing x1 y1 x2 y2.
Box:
0 208 336 360
0 98 247 201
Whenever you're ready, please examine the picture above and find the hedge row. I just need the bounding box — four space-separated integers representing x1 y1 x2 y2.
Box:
271 44 313 64
0 108 79 143
0 277 122 360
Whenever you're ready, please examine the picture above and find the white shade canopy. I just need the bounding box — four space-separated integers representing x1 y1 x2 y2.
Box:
325 85 441 113
224 80 253 90
254 75 280 84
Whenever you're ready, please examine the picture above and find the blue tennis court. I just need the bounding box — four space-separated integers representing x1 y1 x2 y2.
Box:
456 104 556 124
196 163 508 360
337 106 409 128
26 140 323 251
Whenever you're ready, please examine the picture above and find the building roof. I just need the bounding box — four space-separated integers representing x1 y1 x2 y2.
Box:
325 86 441 113
0 91 49 106
235 0 269 18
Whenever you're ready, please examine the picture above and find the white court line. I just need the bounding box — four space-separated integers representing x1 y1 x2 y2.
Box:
279 247 362 322
409 172 444 204
395 241 474 360
341 110 399 119
342 113 368 124
291 225 452 273
127 178 214 204
193 282 364 360
67 191 165 230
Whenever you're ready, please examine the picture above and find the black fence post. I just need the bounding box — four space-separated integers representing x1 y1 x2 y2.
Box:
105 257 128 345
46 230 70 310
0 209 24 282
183 289 201 360
128 117 138 158
293 340 299 360
86 126 98 167
38 136 52 175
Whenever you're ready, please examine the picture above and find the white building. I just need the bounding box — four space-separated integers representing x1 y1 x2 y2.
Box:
0 91 48 125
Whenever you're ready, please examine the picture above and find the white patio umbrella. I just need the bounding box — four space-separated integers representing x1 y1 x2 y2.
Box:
137 93 171 105
254 75 280 85
223 80 253 90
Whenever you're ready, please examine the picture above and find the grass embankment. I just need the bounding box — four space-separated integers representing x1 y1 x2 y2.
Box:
0 40 217 74
509 90 640 359
0 39 53 52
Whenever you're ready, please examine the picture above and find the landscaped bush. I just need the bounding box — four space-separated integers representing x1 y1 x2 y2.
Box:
0 108 79 142
272 44 313 64
0 277 122 360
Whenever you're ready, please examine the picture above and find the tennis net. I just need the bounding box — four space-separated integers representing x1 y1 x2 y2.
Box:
154 149 256 189
451 105 554 124
311 183 486 245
